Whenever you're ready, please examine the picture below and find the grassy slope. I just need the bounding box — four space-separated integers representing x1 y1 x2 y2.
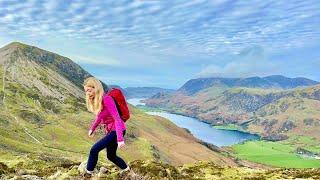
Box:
0 64 235 170
0 101 235 168
227 87 284 95
0 43 239 171
252 96 320 139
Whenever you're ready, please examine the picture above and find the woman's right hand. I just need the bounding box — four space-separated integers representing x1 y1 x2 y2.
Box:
88 130 94 137
118 141 126 149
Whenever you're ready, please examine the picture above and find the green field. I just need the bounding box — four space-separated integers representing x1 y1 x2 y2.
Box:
212 124 241 131
231 140 320 168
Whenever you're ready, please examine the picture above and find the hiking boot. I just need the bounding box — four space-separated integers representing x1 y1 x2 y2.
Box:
82 169 94 179
82 172 92 179
119 165 131 177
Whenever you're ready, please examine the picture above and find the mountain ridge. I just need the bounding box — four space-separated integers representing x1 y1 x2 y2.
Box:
124 86 175 98
178 75 319 95
0 41 92 90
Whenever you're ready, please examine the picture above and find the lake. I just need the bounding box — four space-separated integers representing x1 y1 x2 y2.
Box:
127 98 260 147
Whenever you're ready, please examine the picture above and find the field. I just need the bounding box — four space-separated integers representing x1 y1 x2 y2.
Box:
231 139 320 168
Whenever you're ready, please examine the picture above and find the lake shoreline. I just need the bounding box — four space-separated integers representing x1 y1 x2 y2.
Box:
160 109 262 138
128 98 320 168
131 100 262 138
128 98 260 147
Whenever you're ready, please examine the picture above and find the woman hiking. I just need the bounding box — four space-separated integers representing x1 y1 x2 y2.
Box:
82 77 131 178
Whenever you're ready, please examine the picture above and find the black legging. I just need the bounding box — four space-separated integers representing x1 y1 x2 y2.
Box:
86 130 127 171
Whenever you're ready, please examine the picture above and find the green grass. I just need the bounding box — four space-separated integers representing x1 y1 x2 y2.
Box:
231 140 320 168
195 85 230 97
0 99 171 169
212 124 241 131
129 137 154 159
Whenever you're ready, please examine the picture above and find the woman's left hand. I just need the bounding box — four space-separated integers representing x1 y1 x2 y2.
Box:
118 141 125 149
88 130 94 138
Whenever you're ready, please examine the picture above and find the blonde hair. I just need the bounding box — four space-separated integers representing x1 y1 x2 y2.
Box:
83 77 105 115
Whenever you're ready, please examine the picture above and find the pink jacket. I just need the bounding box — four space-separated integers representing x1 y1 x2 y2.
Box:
89 93 127 142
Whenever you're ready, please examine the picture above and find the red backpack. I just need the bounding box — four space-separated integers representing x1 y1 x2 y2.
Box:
106 88 130 122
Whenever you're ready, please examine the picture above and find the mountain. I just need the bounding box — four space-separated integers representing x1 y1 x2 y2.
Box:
178 75 319 95
145 80 320 146
249 85 320 140
123 87 175 99
145 80 320 168
0 42 239 172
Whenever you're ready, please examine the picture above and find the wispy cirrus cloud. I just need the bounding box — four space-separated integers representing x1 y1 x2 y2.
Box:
0 0 319 58
69 55 122 66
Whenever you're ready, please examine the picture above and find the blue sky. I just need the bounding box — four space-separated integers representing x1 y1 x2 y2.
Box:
0 0 319 89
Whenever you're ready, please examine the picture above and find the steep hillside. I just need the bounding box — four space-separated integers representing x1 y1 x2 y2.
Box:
249 85 320 140
0 42 237 171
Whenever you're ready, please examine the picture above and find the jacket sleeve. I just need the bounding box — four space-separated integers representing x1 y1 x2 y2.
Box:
104 95 124 142
89 102 107 133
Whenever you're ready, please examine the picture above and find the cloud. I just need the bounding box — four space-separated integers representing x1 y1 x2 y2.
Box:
195 45 282 78
69 55 122 67
96 74 179 88
0 0 318 58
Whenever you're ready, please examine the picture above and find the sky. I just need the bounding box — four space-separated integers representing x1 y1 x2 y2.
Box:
0 0 319 89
